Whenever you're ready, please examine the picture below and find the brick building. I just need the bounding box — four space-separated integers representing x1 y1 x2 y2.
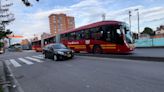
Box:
49 13 75 35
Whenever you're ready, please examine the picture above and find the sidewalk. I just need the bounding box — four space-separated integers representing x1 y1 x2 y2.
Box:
0 61 4 82
76 53 164 62
0 60 5 92
0 61 3 92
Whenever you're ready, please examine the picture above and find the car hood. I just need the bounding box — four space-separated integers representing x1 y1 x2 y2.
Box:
55 49 72 52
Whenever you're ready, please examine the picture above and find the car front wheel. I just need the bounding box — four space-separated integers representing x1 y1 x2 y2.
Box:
44 53 47 58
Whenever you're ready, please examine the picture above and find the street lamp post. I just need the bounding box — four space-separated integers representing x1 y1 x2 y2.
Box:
129 11 132 31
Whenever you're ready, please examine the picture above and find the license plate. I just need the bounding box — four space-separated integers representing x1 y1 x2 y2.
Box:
67 54 71 57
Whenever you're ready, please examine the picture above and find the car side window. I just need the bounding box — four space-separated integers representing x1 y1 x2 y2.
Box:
49 45 52 50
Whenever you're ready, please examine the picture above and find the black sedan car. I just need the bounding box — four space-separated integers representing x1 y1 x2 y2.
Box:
42 43 74 61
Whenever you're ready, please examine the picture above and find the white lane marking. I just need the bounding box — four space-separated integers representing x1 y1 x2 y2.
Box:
25 57 44 63
18 58 34 65
9 59 21 67
32 56 43 59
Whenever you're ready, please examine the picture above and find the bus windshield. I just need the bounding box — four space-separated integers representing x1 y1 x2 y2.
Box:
122 24 133 44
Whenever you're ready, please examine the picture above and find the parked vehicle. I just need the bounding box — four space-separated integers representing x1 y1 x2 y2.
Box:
8 45 22 52
42 43 74 61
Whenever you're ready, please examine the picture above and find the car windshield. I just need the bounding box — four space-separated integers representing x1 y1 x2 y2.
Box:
53 44 67 49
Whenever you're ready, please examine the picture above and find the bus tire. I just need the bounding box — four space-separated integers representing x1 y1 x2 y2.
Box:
93 45 103 54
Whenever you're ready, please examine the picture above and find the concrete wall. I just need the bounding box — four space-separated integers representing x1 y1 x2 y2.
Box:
135 38 164 47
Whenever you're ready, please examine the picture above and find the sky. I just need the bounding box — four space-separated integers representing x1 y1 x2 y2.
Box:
2 0 164 43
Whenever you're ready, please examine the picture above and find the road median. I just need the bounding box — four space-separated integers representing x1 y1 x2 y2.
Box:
75 53 164 62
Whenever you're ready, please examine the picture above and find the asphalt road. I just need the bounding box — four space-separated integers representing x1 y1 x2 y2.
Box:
133 48 164 58
1 51 164 92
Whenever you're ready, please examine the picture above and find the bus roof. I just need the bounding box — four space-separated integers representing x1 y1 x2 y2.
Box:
31 40 41 43
43 35 56 40
60 20 122 34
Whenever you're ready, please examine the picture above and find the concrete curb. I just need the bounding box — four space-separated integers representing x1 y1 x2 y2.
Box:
75 53 164 62
0 61 9 92
136 46 164 48
1 61 24 92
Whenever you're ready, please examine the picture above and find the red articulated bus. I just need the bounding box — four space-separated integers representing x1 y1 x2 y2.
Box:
31 36 56 52
31 40 42 52
60 21 135 53
43 35 56 46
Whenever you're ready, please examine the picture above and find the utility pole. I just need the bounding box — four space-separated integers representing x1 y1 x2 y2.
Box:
102 13 106 21
128 11 132 31
135 9 140 39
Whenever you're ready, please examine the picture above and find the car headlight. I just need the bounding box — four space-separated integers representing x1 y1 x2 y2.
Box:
57 51 64 55
71 50 75 53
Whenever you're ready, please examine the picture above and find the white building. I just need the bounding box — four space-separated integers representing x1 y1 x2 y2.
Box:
156 25 164 35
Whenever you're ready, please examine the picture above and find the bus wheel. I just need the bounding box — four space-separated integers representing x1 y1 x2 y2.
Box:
93 45 102 54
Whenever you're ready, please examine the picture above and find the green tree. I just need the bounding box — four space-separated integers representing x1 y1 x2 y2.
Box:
0 42 4 48
141 27 155 36
0 29 12 39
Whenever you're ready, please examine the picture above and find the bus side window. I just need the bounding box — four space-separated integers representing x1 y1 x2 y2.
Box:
81 31 85 39
97 27 103 40
76 31 82 40
84 29 91 39
61 34 64 41
54 37 56 43
61 34 68 41
106 31 111 42
91 27 102 40
68 33 71 41
69 32 76 41
90 28 95 39
106 26 116 43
